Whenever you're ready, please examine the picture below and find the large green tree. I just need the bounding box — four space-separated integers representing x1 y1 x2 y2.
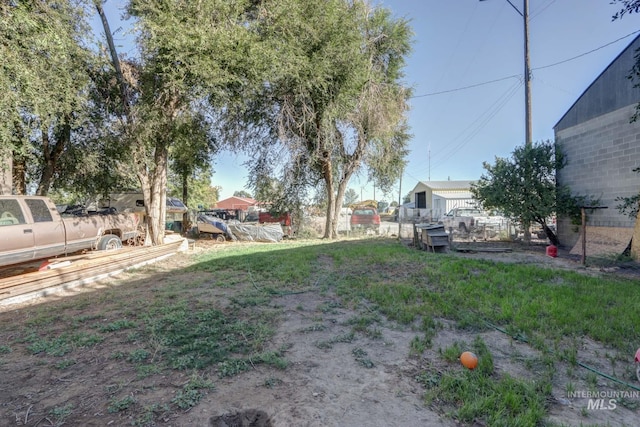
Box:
471 141 592 246
234 0 412 238
102 0 265 244
1 0 95 195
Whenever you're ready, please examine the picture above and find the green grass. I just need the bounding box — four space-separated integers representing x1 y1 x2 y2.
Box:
420 337 551 426
2 238 639 426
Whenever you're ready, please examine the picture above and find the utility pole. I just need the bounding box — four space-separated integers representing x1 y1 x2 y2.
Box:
523 0 531 146
481 0 531 146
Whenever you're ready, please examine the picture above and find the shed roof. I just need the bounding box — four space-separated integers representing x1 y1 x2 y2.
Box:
432 191 474 200
415 180 475 191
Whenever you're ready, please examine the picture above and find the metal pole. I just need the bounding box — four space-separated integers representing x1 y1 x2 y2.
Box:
581 207 586 266
523 0 532 146
397 172 402 240
481 0 531 146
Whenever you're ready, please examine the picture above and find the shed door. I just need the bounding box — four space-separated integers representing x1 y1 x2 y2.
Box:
415 192 427 209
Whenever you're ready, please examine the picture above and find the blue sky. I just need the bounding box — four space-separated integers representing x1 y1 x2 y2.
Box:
93 1 640 202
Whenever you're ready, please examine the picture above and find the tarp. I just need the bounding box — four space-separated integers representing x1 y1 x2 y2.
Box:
197 214 236 240
227 223 284 243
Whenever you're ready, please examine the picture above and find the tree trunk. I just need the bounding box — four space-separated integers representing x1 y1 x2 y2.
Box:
0 150 11 194
37 120 69 196
139 143 169 246
631 210 640 260
12 155 26 195
94 0 129 114
544 223 559 246
322 155 336 239
182 172 190 233
331 170 354 238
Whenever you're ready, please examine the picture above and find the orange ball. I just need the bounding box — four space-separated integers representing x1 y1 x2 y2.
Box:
460 351 478 370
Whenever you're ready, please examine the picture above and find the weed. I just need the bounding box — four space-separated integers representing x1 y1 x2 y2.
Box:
71 332 104 348
253 350 288 369
55 358 76 369
172 388 202 410
439 342 464 364
333 332 355 343
299 323 327 333
108 395 136 413
316 330 357 349
0 345 10 354
128 349 150 363
133 404 164 427
100 319 137 332
137 364 160 378
352 347 374 368
110 351 126 360
585 372 598 391
346 313 380 328
409 335 429 356
263 377 283 388
27 336 70 357
565 381 575 395
171 375 215 411
49 404 73 425
217 359 250 377
362 327 383 339
318 301 342 314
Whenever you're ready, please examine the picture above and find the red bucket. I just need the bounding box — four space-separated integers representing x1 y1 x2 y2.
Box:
546 245 557 258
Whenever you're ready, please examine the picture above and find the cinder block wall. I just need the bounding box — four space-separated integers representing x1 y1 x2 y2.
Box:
556 104 640 249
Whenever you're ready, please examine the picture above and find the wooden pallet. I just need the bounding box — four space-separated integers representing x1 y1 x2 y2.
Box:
0 241 182 306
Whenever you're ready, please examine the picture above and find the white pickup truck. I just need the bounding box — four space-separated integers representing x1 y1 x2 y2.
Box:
0 195 141 268
439 207 511 237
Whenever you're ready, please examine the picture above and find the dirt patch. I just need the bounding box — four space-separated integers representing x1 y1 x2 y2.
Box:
0 238 638 426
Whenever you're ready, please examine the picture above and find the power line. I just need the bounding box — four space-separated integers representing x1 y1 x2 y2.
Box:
411 75 520 98
529 0 556 21
429 81 523 172
409 80 522 179
532 29 640 71
411 30 640 98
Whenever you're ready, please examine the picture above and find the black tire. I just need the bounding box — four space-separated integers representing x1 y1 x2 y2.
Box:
98 234 123 251
215 234 225 243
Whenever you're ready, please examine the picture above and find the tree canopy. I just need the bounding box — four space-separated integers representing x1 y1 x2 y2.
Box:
2 0 412 243
471 141 593 246
227 0 412 237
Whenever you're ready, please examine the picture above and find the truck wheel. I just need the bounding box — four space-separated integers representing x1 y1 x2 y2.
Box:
215 234 225 243
98 234 123 251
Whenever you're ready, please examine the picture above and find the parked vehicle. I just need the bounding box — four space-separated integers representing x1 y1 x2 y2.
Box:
439 207 484 232
196 211 236 242
0 195 141 268
350 205 381 234
258 211 294 238
102 192 188 232
439 207 512 238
